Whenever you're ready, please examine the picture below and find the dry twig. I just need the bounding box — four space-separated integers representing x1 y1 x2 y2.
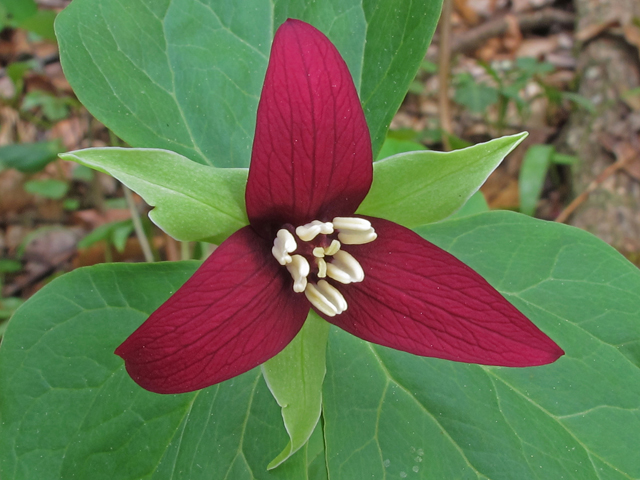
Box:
428 8 575 61
555 140 637 223
438 0 454 151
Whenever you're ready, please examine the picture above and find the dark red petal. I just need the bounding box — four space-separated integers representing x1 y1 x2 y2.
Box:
246 19 372 234
115 226 309 394
324 218 564 367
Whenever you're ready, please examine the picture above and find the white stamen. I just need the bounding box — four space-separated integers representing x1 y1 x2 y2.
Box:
332 217 372 231
317 280 348 313
275 217 374 312
332 217 377 245
286 255 310 293
304 283 337 316
272 229 297 265
326 250 365 284
323 239 341 256
316 258 327 278
304 280 347 316
296 220 334 242
337 229 377 245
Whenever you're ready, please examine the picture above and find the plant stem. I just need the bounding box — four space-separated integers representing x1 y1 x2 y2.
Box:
438 0 454 151
122 185 154 262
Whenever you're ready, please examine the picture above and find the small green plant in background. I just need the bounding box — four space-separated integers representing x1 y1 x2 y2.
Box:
0 140 63 174
0 260 23 337
454 57 555 131
77 219 135 259
0 0 56 41
21 90 80 122
450 57 594 132
519 144 577 216
0 141 82 209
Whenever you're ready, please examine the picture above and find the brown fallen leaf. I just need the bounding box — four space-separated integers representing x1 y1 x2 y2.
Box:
575 17 620 42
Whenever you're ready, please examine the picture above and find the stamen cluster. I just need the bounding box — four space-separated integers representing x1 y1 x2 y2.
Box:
272 217 377 316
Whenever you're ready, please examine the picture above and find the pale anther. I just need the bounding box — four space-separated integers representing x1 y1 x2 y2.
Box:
316 258 327 278
286 255 310 293
312 247 325 258
316 280 348 313
296 220 334 242
332 217 372 231
304 283 337 316
337 229 377 245
326 250 364 284
323 239 341 256
272 229 297 265
332 217 377 245
304 280 347 317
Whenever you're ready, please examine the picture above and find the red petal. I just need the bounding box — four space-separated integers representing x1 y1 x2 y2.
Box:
246 19 372 234
324 218 564 367
115 226 309 393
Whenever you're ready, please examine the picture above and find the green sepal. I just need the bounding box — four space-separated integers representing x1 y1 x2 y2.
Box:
358 133 527 227
61 148 248 244
262 311 330 469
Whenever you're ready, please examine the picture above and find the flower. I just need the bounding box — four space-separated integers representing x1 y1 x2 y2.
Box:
115 19 563 394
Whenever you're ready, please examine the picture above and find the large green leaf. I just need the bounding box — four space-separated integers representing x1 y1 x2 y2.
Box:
55 0 442 167
357 133 527 227
0 262 321 480
3 212 638 479
60 148 248 243
323 211 640 479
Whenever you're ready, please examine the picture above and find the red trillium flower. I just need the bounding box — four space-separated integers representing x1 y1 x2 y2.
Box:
116 19 563 394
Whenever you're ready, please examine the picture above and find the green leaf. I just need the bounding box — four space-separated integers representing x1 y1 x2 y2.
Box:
346 0 442 157
0 259 22 273
55 0 442 166
357 132 527 227
446 190 489 220
61 148 248 243
3 211 639 479
111 222 135 253
519 144 554 216
5 60 35 95
443 131 473 150
323 211 640 479
23 179 68 199
515 57 555 76
306 421 329 480
262 311 330 469
375 137 426 162
454 73 499 113
18 9 57 41
0 262 323 479
77 220 133 252
63 198 80 210
0 140 63 173
551 152 578 165
71 164 94 181
0 0 37 25
562 91 597 113
22 90 75 121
